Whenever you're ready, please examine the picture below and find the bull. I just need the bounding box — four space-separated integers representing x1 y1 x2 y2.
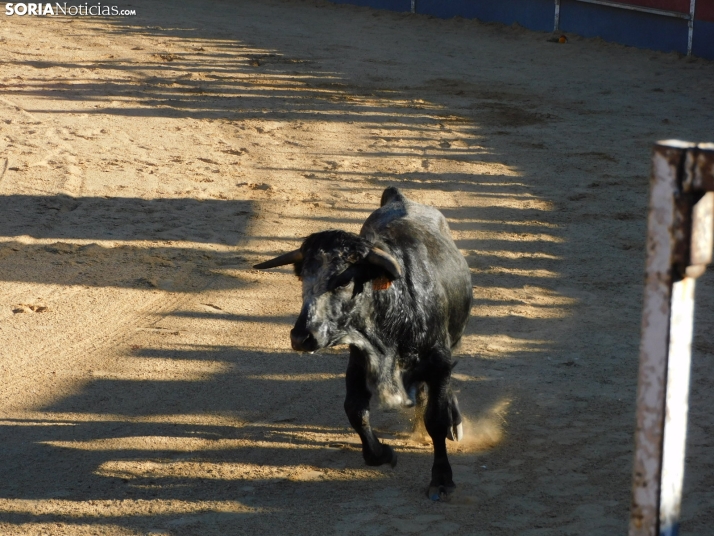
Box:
254 186 472 500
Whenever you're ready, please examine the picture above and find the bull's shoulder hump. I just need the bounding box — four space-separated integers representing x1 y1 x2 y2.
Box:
380 186 406 207
360 192 450 241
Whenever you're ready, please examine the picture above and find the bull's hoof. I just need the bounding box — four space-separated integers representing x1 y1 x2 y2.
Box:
446 422 464 442
364 444 397 468
427 483 455 502
427 468 455 501
389 448 398 468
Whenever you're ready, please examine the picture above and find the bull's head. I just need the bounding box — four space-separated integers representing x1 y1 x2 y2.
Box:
254 230 401 352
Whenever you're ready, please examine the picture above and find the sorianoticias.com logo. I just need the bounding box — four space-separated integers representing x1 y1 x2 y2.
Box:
5 3 136 16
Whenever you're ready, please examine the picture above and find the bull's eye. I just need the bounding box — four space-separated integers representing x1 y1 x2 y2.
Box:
329 267 356 291
330 276 352 291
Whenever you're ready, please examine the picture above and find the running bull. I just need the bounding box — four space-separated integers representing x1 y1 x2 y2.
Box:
254 187 472 500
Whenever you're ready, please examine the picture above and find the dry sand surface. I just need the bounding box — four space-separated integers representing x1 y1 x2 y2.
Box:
0 0 713 534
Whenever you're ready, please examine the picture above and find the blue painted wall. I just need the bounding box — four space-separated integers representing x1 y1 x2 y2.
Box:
330 0 411 12
416 0 554 32
692 19 714 59
559 0 689 55
329 0 714 61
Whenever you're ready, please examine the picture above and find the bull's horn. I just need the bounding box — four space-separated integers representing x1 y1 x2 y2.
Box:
366 248 402 280
253 249 303 269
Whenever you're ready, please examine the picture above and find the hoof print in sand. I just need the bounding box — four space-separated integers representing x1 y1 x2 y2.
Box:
13 304 49 314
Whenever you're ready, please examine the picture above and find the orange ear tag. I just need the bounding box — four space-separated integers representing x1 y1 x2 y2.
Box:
372 275 392 291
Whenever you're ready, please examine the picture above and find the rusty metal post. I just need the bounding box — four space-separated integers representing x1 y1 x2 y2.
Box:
630 141 714 536
687 0 696 57
554 0 561 32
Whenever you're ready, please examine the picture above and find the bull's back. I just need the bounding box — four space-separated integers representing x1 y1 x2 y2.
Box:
361 188 472 346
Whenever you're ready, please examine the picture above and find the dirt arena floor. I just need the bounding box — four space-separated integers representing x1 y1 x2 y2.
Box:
0 0 713 534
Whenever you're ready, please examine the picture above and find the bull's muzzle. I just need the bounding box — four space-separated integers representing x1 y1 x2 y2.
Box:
290 326 318 352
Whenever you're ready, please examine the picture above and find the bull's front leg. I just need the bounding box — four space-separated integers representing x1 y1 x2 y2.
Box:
424 346 461 500
344 345 397 468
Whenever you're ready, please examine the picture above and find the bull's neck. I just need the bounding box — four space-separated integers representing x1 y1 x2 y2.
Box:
343 283 400 357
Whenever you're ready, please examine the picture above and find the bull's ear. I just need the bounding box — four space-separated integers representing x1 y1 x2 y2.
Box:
253 249 303 269
366 248 402 280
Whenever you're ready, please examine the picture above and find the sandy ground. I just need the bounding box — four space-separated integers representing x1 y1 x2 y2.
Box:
0 0 713 534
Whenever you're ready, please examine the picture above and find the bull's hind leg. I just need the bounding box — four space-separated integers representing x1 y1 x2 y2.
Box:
344 346 397 468
424 347 459 500
446 390 464 442
413 383 462 442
